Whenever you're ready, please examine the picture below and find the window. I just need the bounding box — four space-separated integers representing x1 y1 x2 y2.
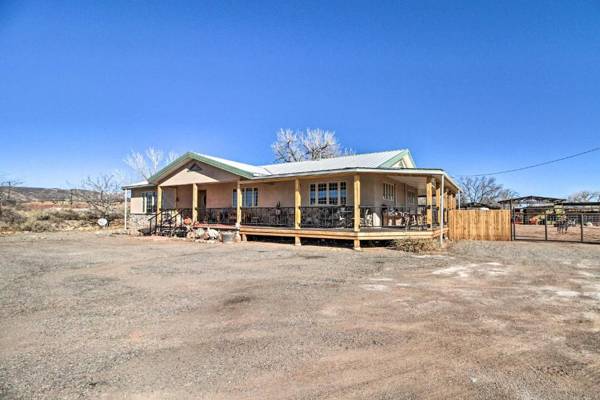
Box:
407 190 417 205
318 183 327 205
310 181 347 206
383 183 395 201
328 182 338 205
233 188 259 207
142 191 157 214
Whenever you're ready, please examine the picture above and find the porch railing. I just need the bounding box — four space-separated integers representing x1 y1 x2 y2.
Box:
241 207 294 227
148 208 192 236
360 205 440 230
197 207 236 225
432 206 440 227
160 208 192 225
152 205 447 232
300 206 353 229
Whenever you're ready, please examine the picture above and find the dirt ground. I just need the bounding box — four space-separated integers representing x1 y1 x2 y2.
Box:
515 224 600 243
1 232 599 399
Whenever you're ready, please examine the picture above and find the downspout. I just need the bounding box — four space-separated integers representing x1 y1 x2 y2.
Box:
440 174 445 246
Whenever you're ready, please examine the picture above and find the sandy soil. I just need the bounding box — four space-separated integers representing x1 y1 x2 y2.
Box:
1 232 599 399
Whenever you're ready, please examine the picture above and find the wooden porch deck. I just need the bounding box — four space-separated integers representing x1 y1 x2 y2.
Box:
191 224 443 239
239 225 446 242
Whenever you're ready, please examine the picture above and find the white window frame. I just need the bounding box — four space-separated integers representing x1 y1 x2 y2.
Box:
309 181 347 206
233 187 259 207
141 191 157 214
383 183 395 202
407 190 417 205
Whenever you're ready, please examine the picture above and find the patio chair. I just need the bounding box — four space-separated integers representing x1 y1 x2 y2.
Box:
361 208 373 228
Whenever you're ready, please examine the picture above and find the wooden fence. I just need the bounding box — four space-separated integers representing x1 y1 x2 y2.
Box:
448 210 511 241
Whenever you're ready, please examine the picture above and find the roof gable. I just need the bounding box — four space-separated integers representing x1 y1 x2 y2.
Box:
259 149 414 175
145 149 415 184
148 152 260 183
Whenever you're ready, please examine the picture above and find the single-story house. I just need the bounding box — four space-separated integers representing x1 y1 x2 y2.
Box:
122 149 460 249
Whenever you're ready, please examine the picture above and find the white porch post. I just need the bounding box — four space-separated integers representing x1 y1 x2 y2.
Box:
440 174 445 246
294 178 301 246
353 174 361 250
236 181 242 226
192 183 198 222
123 189 128 231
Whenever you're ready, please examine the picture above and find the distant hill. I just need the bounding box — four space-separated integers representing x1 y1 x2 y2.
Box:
0 187 91 203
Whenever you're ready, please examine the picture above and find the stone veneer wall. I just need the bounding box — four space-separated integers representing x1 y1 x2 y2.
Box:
128 213 151 234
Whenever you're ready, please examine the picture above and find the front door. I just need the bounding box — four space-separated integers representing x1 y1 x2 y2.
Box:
198 190 207 211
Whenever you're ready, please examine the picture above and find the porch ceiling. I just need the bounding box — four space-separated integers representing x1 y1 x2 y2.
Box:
387 175 429 195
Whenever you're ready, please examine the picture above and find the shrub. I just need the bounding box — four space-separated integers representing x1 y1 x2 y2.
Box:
19 220 56 232
34 212 51 221
0 208 26 225
392 238 439 253
50 209 83 221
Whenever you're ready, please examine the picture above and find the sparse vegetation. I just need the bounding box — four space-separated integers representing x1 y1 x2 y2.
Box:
0 180 124 234
0 205 121 233
391 238 439 253
72 174 123 223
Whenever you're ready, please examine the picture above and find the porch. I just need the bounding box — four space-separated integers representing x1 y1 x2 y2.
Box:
150 172 456 248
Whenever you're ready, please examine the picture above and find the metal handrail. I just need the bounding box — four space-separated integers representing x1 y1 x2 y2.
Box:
300 206 353 229
359 205 435 230
241 207 294 227
196 207 236 225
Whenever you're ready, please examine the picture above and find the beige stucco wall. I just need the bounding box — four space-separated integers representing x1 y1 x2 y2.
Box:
364 174 419 207
162 187 176 209
130 187 156 214
160 160 239 186
200 182 237 208
247 181 295 207
176 185 193 208
130 188 145 214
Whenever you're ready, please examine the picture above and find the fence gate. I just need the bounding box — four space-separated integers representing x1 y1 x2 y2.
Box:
512 209 600 244
448 210 511 241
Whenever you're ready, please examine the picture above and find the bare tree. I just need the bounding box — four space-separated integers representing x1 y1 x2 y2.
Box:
272 129 303 162
459 176 517 205
271 128 350 162
73 174 122 221
568 190 600 202
124 148 179 180
301 128 341 160
0 176 24 217
497 188 519 202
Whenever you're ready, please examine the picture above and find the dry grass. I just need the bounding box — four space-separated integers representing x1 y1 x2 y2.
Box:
0 205 121 233
391 238 440 253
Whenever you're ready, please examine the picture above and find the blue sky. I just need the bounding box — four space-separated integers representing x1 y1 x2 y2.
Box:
0 0 598 196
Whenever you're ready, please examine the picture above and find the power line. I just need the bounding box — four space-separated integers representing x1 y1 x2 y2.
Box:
458 146 600 177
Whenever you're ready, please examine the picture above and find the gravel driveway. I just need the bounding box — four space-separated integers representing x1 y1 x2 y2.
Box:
1 232 599 399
